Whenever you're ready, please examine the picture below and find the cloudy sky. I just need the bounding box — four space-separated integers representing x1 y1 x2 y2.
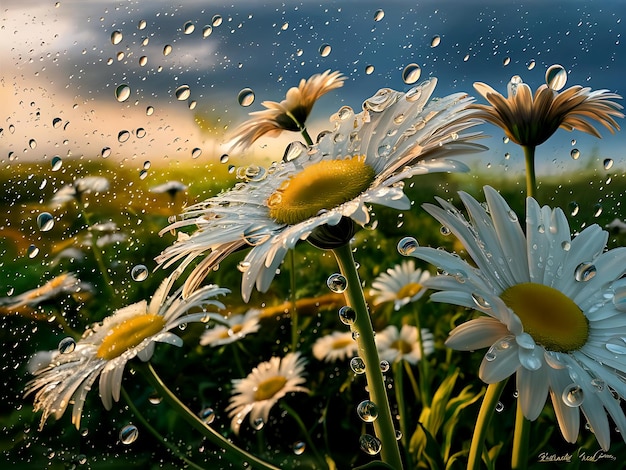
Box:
2 0 624 173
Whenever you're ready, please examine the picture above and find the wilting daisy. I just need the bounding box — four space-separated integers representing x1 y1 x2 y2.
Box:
375 325 435 365
228 70 346 151
25 276 229 430
370 260 430 311
312 330 358 362
407 185 626 450
227 352 308 434
200 308 261 347
0 273 91 309
157 78 484 301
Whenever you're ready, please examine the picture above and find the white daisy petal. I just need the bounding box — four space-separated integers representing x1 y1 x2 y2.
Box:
516 364 549 420
478 344 520 383
445 317 510 351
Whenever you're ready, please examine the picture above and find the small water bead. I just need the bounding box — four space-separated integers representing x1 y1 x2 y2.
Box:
148 392 162 405
327 273 347 293
111 30 123 45
495 402 504 412
143 161 151 170
430 35 441 47
357 400 379 422
440 225 451 236
101 147 111 159
136 128 146 138
252 418 265 430
561 241 571 251
146 106 154 116
293 441 306 455
350 357 366 374
139 56 148 66
397 236 418 256
527 59 536 70
183 21 195 34
569 201 579 216
379 360 390 372
27 245 39 259
365 65 374 75
562 383 584 407
131 264 149 282
593 204 603 218
118 130 130 143
202 25 213 38
163 44 173 56
591 378 606 392
212 15 223 27
119 424 139 444
546 64 567 91
373 9 384 21
603 158 614 170
503 56 511 66
237 88 255 107
570 148 580 160
175 85 191 100
29 139 37 149
52 117 62 129
199 407 215 424
191 148 202 159
319 44 332 57
37 212 54 232
574 262 597 282
471 293 491 310
606 337 626 355
138 19 147 30
359 434 382 455
58 337 76 354
338 306 356 325
351 331 360 341
402 63 421 84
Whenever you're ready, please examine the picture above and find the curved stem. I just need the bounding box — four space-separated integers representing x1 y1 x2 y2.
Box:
288 250 299 352
511 400 530 470
522 145 537 200
468 380 508 470
280 402 328 469
332 244 404 469
393 361 412 469
300 128 314 146
135 362 280 470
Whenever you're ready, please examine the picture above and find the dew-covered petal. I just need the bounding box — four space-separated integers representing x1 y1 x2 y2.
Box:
479 343 520 383
516 363 549 420
548 368 581 444
445 317 509 351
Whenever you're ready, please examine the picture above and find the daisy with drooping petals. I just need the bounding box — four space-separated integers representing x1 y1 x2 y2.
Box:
200 308 261 347
25 276 229 430
370 260 430 311
375 324 435 365
227 352 308 435
228 70 346 151
0 273 92 309
407 185 626 450
312 330 358 362
157 78 485 301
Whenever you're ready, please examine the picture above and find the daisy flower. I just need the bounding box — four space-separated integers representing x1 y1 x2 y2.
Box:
200 308 261 347
157 78 484 301
375 325 435 365
0 273 91 309
312 330 358 362
370 260 430 311
228 70 346 151
227 352 308 435
50 176 110 207
24 276 229 430
406 185 626 450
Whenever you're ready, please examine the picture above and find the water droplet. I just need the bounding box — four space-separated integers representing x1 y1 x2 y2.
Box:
58 337 76 354
397 237 418 256
603 158 614 170
561 241 571 251
495 402 504 412
37 212 54 232
569 201 579 216
319 44 332 57
148 392 162 405
51 156 63 171
357 400 379 422
593 204 603 218
373 9 385 22
183 21 195 34
220 154 229 164
136 128 146 139
29 139 37 149
395 430 403 440
199 407 215 424
111 30 123 45
379 360 390 372
212 15 223 27
119 424 138 444
503 56 511 66
570 148 580 160
237 261 251 273
365 65 374 75
485 347 497 362
591 378 606 392
27 245 39 259
202 25 213 38
606 336 626 354
139 56 148 66
191 148 202 159
101 147 111 159
327 273 347 293
237 88 255 107
293 441 306 455
252 417 264 430
350 357 366 374
402 63 421 84
440 226 451 236
163 44 173 56
562 383 584 407
546 64 567 91
471 293 491 310
138 19 147 30
574 262 596 282
131 264 149 282
175 85 191 101
527 59 536 70
338 306 356 325
118 130 130 143
146 106 154 116
430 35 441 47
52 117 62 128
359 434 382 455
114 84 131 103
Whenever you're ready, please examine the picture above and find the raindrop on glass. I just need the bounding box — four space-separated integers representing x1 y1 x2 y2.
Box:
52 117 62 128
29 139 37 149
175 85 191 101
220 154 229 164
527 59 536 70
115 84 131 102
131 264 149 282
402 63 421 84
111 30 123 45
293 441 306 455
593 204 603 218
27 245 39 259
202 25 213 38
350 357 366 374
397 237 418 256
183 21 195 34
58 337 76 354
118 130 131 143
212 15 223 27
51 156 63 171
357 400 379 422
365 65 374 75
327 273 347 293
237 88 255 107
199 407 215 424
37 212 54 232
191 148 202 159
546 64 567 91
319 44 332 57
603 158 614 170
574 262 596 282
252 418 264 430
562 384 584 407
502 57 511 66
119 424 139 444
570 148 580 160
139 56 148 66
606 336 626 355
430 35 441 47
163 44 173 56
373 9 385 22
101 147 111 159
146 106 154 116
338 306 356 325
359 434 382 455
569 201 579 216
138 19 147 30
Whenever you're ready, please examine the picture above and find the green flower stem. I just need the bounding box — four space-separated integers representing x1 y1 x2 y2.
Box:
522 145 537 200
511 400 530 470
280 402 328 469
332 244 404 470
413 308 431 406
288 250 299 352
393 361 413 469
467 380 508 470
403 361 420 403
300 128 314 146
135 362 280 470
120 387 205 470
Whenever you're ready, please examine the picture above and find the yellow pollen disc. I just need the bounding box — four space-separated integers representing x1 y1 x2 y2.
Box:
391 339 413 354
331 337 354 350
397 282 422 300
254 376 287 401
500 283 588 352
219 323 243 339
267 156 375 225
96 314 166 360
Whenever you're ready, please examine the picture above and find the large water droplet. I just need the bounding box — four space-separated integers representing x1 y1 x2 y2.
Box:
338 306 356 325
402 63 421 84
29 139 37 149
373 9 385 22
212 15 223 27
199 407 215 424
293 441 306 455
570 148 580 160
569 201 579 216
430 35 441 47
379 360 390 372
119 424 139 444
37 212 54 232
52 117 63 128
471 293 491 310
27 245 39 259
603 158 614 170
365 65 374 75
175 85 191 101
574 262 596 282
138 19 147 30
359 434 382 455
183 21 195 34
58 337 76 354
252 417 264 430
495 402 504 412
527 59 536 70
202 25 213 38
357 400 379 422
163 44 173 56
115 84 131 103
131 264 149 282
606 336 626 355
51 155 63 171
319 44 332 57
350 357 366 374
593 204 603 218
546 64 567 91
562 383 584 407
111 30 123 45
397 237 418 256
191 148 202 159
327 273 347 293
237 88 255 107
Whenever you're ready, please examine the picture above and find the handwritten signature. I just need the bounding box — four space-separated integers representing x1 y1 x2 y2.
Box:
537 448 616 464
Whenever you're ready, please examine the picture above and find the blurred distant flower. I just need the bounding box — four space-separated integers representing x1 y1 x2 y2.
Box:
25 276 228 430
607 217 626 234
0 273 92 309
370 260 430 311
312 330 358 362
200 308 261 347
50 176 110 207
150 181 188 199
228 70 346 151
82 221 127 248
226 352 308 435
157 78 484 301
375 325 435 365
408 185 626 451
52 248 87 265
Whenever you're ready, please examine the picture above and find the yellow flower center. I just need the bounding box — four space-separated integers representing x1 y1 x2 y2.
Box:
391 339 413 354
96 314 166 360
267 156 375 225
331 337 354 350
219 324 243 339
500 283 588 352
254 376 287 401
396 282 422 300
